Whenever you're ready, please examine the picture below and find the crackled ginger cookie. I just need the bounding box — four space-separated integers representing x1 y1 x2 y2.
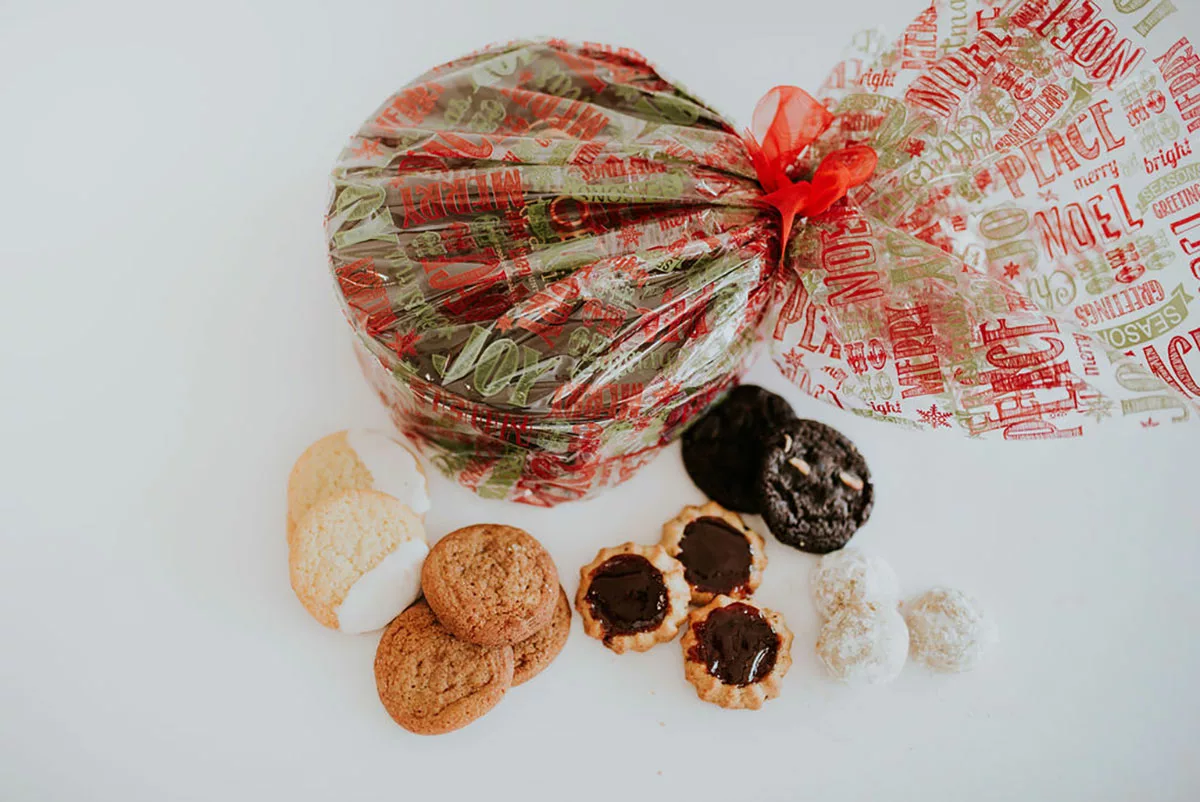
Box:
287 429 429 536
681 596 793 710
661 501 766 604
511 585 571 686
289 489 427 633
374 601 514 735
576 543 690 654
422 524 559 646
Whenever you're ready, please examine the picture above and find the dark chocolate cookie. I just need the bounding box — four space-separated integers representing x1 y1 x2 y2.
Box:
757 419 873 553
680 385 797 513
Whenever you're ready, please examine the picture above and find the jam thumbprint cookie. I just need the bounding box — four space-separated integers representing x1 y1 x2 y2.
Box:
681 596 793 709
576 543 690 653
661 501 767 604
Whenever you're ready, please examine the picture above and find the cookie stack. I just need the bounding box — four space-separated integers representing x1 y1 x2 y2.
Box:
286 431 569 735
681 385 874 554
576 501 793 710
375 524 570 735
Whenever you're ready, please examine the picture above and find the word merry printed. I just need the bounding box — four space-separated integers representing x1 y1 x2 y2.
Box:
1074 279 1166 327
1153 38 1200 134
1144 139 1192 173
1072 159 1119 191
886 305 946 399
1011 0 1145 89
396 169 525 228
904 30 1012 117
900 4 939 69
1033 185 1143 259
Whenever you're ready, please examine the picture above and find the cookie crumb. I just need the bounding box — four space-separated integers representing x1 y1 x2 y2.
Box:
787 457 811 476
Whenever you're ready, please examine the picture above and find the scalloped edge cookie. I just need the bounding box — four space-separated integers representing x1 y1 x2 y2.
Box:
680 595 794 710
661 501 767 604
575 542 690 654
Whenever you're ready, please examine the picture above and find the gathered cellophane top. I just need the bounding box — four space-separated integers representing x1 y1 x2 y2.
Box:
328 1 1200 505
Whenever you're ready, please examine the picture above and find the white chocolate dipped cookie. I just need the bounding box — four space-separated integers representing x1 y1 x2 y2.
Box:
287 429 430 537
289 489 428 633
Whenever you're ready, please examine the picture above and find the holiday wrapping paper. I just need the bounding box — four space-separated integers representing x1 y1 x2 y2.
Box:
326 0 1200 506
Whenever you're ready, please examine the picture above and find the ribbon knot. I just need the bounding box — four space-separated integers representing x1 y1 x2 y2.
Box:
743 86 878 251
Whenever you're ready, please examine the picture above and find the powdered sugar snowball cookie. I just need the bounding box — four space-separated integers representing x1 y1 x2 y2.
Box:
815 604 908 686
810 548 900 619
904 588 997 673
287 429 430 537
289 489 428 633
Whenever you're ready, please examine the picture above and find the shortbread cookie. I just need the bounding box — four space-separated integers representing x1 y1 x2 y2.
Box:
576 543 690 654
287 429 430 536
421 524 559 647
661 501 767 604
289 489 427 633
681 385 797 512
816 603 908 686
681 596 793 710
374 601 514 735
904 588 997 673
810 547 899 619
758 419 873 553
511 585 571 686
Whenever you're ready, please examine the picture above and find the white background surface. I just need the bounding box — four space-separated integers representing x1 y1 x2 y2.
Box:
2 1 1198 800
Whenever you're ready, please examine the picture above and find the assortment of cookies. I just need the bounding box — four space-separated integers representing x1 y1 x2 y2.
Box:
681 386 995 688
375 524 568 734
576 501 793 710
286 431 568 735
287 389 996 729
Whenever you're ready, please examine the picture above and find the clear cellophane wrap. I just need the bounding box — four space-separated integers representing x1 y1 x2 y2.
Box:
327 0 1199 506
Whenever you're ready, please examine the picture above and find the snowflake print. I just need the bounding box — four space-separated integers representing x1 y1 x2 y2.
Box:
1003 261 1021 280
917 404 953 429
616 227 643 249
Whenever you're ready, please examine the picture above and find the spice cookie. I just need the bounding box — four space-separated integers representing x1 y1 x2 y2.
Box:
374 601 514 735
757 419 873 554
421 524 559 647
511 585 572 686
576 543 690 654
661 501 767 604
289 489 428 633
287 429 430 538
680 385 797 513
681 596 793 710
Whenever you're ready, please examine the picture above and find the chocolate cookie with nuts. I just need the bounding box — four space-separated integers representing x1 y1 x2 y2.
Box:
757 419 873 554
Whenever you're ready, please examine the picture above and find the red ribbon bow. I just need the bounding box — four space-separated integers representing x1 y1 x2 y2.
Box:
743 86 878 250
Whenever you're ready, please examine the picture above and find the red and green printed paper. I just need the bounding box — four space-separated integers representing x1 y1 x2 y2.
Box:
326 0 1200 506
